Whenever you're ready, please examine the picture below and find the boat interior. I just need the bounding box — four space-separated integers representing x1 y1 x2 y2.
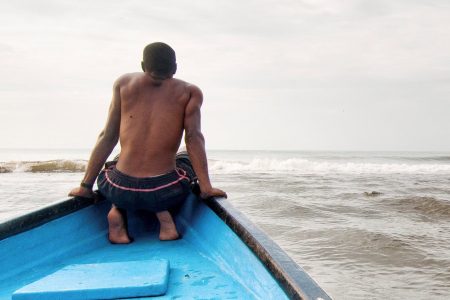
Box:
0 195 289 299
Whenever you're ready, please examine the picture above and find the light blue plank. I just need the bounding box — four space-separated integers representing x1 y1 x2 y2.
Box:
12 259 169 300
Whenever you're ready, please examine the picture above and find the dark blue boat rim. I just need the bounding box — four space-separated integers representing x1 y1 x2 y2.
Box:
205 197 331 300
0 196 94 241
0 196 331 300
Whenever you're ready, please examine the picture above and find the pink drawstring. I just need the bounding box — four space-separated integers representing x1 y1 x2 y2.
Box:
105 168 189 192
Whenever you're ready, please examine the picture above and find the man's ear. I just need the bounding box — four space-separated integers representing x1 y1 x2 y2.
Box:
141 61 145 72
173 63 177 75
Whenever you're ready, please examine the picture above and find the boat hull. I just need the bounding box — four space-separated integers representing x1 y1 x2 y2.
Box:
0 194 331 300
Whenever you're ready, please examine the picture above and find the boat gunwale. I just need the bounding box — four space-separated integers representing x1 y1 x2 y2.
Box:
205 197 331 300
0 197 94 241
0 196 331 300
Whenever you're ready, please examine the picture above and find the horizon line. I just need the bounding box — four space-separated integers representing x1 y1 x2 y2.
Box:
0 147 448 153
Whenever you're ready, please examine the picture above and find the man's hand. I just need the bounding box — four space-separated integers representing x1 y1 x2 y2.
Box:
200 187 227 200
68 186 96 200
69 77 121 202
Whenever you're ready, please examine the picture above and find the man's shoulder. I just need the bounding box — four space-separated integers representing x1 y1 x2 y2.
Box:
170 78 198 89
187 83 202 100
173 79 202 95
114 72 144 86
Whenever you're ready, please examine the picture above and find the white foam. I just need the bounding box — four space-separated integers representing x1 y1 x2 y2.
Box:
209 158 450 175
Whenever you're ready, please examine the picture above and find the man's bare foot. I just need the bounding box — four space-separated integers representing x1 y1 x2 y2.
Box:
107 206 132 244
156 211 180 241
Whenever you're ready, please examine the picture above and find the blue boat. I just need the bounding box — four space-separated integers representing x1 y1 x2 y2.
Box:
0 194 331 299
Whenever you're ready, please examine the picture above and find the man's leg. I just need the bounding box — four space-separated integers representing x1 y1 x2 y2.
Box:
153 151 194 241
156 210 179 241
107 205 132 244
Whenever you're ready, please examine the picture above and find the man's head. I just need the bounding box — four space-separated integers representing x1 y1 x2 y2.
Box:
142 42 177 80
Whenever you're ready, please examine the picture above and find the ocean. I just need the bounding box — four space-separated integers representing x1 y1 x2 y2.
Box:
1 148 450 299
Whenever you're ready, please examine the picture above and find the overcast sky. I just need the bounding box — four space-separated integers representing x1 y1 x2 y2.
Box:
1 0 449 151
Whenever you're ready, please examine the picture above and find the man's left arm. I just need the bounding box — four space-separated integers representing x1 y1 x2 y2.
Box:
69 80 122 198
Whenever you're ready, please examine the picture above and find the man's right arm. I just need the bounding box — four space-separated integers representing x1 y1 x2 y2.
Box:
68 78 122 199
184 85 226 199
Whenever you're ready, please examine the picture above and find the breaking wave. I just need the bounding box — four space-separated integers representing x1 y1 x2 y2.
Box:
209 158 450 174
0 160 87 173
1 157 450 175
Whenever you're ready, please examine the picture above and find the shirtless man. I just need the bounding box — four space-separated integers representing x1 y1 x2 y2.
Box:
69 42 226 243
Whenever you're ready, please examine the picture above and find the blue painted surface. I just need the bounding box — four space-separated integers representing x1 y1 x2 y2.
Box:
0 195 289 299
12 260 169 300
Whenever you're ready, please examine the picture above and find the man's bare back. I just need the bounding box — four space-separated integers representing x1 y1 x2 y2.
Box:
116 73 192 177
69 42 226 243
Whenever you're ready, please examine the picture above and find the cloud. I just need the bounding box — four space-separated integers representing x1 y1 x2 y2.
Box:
1 0 450 150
